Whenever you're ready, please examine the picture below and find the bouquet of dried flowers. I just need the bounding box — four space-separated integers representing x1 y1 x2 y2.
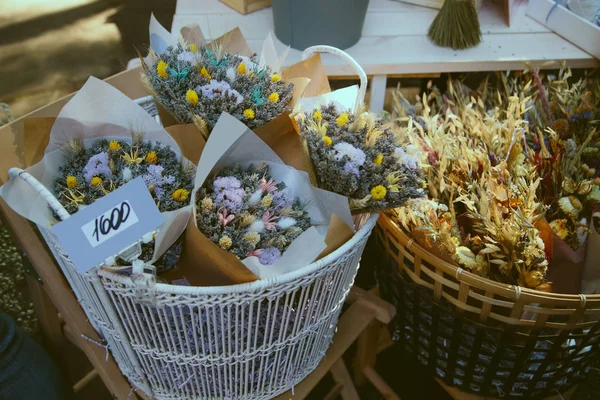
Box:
390 89 550 290
54 137 193 215
178 113 353 286
143 42 293 134
0 77 198 274
527 67 600 250
298 103 425 213
195 163 311 265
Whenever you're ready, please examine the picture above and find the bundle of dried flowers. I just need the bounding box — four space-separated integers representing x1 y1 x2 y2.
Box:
391 89 550 290
298 103 425 213
54 136 194 270
195 163 311 265
526 67 600 249
143 43 293 134
54 137 193 214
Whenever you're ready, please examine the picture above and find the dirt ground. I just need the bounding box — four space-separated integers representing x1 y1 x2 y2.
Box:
0 0 174 119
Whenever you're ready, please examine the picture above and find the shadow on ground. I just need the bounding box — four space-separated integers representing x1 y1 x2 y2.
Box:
0 0 175 118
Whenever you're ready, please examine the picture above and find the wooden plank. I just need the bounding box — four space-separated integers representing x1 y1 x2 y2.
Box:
352 321 379 385
26 275 65 350
73 369 99 393
364 366 402 400
346 286 396 324
273 301 377 399
370 75 387 113
330 359 360 400
0 200 138 400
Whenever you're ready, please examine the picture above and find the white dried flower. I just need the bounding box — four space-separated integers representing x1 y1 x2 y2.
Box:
277 217 297 229
248 220 265 233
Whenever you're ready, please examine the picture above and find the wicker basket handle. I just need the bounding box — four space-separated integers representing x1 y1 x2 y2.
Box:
301 45 367 113
8 168 71 221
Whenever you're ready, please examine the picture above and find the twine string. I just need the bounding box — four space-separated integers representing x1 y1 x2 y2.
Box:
80 334 110 361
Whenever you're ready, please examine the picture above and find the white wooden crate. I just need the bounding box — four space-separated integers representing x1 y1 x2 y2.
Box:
527 0 600 59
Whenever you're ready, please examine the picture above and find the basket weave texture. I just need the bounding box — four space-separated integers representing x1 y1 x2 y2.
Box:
374 213 600 398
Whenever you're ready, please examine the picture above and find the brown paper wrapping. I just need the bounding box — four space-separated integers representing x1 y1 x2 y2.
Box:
150 24 326 157
0 67 147 184
167 111 353 286
546 233 586 294
180 213 260 285
582 212 600 294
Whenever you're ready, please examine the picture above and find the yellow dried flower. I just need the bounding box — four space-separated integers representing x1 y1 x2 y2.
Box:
386 172 401 193
549 219 569 240
243 232 260 247
186 89 199 106
172 189 189 202
322 136 333 146
271 73 281 82
219 236 232 250
108 140 121 152
268 92 279 103
145 151 158 164
91 177 103 187
157 60 168 79
336 112 349 126
239 214 255 227
370 185 387 200
66 176 77 189
244 109 255 120
189 44 198 53
373 153 383 166
260 193 273 207
237 62 246 74
200 66 211 80
201 197 213 211
312 109 322 121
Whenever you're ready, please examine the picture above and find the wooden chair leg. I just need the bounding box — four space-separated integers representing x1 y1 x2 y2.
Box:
364 366 401 400
330 359 360 400
352 319 379 385
25 274 65 350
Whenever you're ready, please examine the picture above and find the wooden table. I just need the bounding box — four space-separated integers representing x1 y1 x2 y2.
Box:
172 0 598 112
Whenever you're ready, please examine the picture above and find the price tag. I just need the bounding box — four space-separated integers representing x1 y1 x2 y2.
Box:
52 177 163 273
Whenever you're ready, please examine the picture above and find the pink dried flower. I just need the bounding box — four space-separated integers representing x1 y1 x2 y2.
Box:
218 207 235 228
261 209 279 231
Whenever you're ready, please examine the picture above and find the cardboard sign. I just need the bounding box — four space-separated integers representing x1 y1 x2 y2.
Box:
52 177 163 273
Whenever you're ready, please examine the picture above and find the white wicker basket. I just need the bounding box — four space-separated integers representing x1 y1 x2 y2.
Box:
8 46 376 399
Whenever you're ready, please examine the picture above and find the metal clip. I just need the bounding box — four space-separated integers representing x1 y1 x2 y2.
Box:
131 260 158 306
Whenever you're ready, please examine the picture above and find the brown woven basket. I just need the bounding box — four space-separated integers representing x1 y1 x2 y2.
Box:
373 213 600 398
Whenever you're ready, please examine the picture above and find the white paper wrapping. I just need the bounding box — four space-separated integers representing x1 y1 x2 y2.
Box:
146 14 287 73
294 85 360 115
0 77 194 263
193 112 353 280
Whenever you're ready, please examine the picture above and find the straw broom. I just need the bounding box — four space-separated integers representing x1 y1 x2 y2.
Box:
428 0 482 50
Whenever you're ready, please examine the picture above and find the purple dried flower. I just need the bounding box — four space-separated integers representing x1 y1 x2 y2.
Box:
258 247 281 265
177 51 195 63
197 80 243 104
333 142 366 166
214 176 242 192
142 164 176 200
343 161 360 176
215 188 245 212
272 188 292 209
83 152 113 183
